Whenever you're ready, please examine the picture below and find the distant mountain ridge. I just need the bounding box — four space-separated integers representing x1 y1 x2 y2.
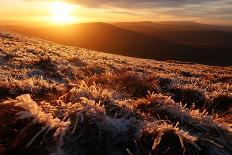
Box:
1 21 231 66
114 21 232 31
113 21 232 47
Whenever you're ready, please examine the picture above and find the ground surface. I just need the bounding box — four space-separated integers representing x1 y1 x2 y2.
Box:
0 31 231 155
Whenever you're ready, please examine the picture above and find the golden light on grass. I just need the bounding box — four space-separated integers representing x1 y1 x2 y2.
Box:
49 1 76 24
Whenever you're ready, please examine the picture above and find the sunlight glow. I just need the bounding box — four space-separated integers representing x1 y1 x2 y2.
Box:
50 1 76 24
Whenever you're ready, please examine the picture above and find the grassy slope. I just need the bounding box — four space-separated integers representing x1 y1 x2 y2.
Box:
0 31 231 155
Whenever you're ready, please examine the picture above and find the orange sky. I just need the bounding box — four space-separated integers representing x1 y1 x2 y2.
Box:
0 0 232 26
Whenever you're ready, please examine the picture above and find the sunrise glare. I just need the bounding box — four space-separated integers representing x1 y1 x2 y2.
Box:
49 1 76 24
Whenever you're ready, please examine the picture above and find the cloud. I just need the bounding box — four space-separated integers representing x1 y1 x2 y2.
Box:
25 0 232 25
67 0 225 8
73 0 232 17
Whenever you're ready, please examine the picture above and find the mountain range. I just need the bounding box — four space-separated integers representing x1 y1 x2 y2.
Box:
1 21 231 66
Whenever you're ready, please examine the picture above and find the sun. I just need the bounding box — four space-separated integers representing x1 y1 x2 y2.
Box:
50 1 75 24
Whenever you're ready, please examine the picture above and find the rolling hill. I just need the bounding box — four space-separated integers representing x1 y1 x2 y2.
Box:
0 31 231 155
113 21 232 47
1 22 232 66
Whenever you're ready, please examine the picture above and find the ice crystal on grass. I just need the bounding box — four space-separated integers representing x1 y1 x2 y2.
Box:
7 94 71 149
0 31 232 155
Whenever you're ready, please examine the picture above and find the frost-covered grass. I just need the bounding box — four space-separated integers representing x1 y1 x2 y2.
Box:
0 31 231 155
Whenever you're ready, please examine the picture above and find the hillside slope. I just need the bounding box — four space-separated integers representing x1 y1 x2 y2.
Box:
0 31 231 155
0 23 178 58
1 23 232 66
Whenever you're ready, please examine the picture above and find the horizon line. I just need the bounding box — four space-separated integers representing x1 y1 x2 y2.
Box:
1 20 232 27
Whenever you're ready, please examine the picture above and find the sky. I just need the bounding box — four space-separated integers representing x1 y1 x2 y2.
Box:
0 0 232 26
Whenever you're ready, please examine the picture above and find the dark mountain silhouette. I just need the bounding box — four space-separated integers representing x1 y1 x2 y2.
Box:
1 22 231 66
113 21 232 47
114 21 232 31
